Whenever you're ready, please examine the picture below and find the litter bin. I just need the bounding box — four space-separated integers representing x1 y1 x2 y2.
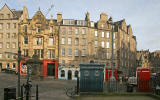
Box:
127 85 133 92
4 87 16 100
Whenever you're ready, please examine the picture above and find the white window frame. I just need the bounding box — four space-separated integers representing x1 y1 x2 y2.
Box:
12 43 16 48
95 41 98 47
101 41 105 48
75 49 79 56
75 38 79 45
0 53 2 59
36 37 42 45
49 38 54 45
68 37 72 45
6 43 10 48
82 28 86 34
75 28 79 34
7 23 10 29
61 38 65 44
95 31 98 37
0 24 3 30
50 27 53 33
113 43 116 49
82 38 86 46
82 49 86 56
102 32 104 37
106 42 109 48
68 48 72 56
61 48 65 56
106 32 109 38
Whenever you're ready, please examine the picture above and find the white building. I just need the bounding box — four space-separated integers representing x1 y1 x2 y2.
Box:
58 66 80 80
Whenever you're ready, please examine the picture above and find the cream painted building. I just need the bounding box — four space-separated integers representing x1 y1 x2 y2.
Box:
0 4 27 71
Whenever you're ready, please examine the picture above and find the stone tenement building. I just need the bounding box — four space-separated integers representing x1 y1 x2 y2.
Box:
19 8 136 76
137 50 160 73
1 4 137 76
0 4 28 71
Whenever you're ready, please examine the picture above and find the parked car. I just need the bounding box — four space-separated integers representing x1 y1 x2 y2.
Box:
2 68 17 74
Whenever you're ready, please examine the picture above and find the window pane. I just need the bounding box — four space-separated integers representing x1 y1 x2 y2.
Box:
49 38 54 45
68 27 72 34
0 24 3 30
82 28 86 34
75 28 79 34
68 38 72 45
101 41 104 48
61 38 65 44
75 38 79 45
75 49 79 56
95 31 98 37
106 32 109 38
61 48 65 56
95 41 98 47
106 42 109 48
68 48 72 56
102 32 104 37
24 36 28 44
82 38 86 45
82 49 86 56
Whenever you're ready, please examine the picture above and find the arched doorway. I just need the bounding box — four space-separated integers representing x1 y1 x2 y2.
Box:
68 70 72 80
75 70 79 78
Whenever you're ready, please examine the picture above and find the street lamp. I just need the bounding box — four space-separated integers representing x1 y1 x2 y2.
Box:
5 47 22 99
108 17 116 92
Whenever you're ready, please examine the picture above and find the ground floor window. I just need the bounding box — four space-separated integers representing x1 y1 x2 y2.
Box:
6 63 9 68
12 63 16 69
61 70 65 77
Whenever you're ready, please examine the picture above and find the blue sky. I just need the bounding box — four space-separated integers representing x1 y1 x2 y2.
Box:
1 0 160 52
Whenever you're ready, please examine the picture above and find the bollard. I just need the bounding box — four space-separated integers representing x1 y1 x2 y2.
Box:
77 77 79 95
21 85 23 100
36 85 39 100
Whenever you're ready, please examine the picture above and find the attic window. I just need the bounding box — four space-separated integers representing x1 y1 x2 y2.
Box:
36 26 41 33
101 24 104 28
7 14 10 19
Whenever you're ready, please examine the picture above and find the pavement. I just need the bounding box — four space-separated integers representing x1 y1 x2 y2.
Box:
0 72 76 100
0 72 159 100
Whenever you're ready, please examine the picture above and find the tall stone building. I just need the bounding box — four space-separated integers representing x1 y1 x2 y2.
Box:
58 12 137 76
19 8 59 77
137 50 160 73
1 5 137 77
0 4 27 71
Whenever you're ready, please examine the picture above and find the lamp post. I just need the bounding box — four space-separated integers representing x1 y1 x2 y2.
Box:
5 48 22 99
108 17 116 92
17 47 21 99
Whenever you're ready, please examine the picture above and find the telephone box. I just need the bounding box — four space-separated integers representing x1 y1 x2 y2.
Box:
136 68 150 92
105 69 118 82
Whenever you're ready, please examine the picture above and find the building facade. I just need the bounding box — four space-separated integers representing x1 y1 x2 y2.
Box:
0 4 26 71
19 8 59 78
0 4 137 77
58 12 137 76
137 50 160 73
